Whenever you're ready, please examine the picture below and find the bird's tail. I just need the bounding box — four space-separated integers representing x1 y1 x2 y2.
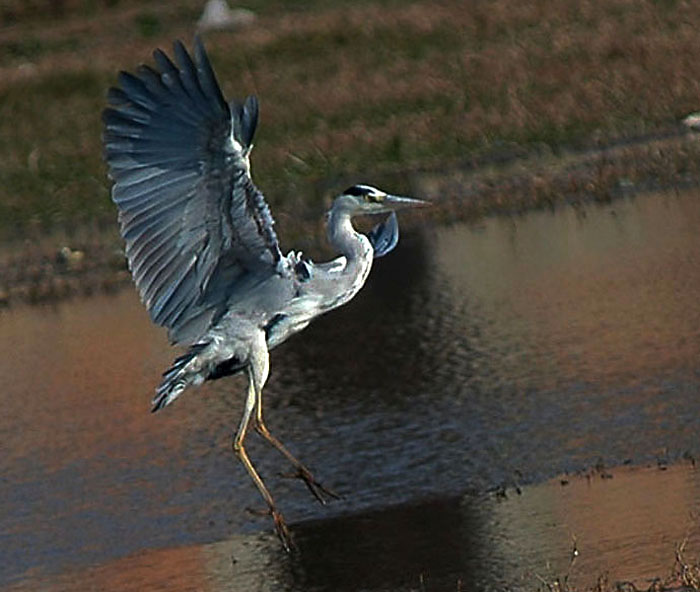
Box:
151 344 208 412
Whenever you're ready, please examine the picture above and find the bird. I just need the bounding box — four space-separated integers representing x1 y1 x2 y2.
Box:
102 38 426 550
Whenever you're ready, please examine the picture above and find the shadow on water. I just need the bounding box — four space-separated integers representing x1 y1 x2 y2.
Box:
277 226 440 399
292 497 471 591
8 464 700 591
4 189 700 590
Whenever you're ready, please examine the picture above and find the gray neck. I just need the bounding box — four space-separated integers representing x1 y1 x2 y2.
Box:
322 206 374 312
327 208 369 262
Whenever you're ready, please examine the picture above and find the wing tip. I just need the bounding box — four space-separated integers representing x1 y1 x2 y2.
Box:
231 94 259 148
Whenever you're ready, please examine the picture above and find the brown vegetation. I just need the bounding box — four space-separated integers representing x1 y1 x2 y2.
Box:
2 0 700 305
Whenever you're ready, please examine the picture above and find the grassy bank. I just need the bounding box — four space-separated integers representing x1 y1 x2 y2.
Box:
2 0 700 235
2 0 700 305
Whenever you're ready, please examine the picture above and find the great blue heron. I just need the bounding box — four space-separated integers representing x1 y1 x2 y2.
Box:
102 38 426 550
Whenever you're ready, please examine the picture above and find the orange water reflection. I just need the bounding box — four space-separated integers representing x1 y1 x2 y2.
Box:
489 464 700 588
4 190 700 590
0 291 179 470
433 194 700 389
7 464 699 591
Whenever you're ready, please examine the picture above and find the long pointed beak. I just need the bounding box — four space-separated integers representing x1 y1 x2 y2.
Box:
384 194 429 210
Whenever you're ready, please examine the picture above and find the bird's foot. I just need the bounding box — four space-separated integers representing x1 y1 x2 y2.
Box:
282 467 341 505
246 506 295 552
271 508 295 553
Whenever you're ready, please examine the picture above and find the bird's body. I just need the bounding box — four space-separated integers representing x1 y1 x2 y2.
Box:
152 194 378 410
103 38 425 550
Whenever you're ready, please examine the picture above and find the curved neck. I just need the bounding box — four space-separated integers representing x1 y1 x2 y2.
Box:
319 206 374 312
327 208 368 261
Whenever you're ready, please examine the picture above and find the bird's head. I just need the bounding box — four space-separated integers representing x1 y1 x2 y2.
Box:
333 184 427 215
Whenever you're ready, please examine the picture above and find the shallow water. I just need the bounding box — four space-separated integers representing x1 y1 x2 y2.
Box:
3 189 700 590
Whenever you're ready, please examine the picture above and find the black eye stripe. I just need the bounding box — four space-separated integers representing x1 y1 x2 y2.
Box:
344 184 384 201
344 185 370 197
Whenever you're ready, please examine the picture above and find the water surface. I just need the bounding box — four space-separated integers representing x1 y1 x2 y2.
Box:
3 189 700 590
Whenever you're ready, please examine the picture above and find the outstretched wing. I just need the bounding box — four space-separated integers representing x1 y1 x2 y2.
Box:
103 38 283 345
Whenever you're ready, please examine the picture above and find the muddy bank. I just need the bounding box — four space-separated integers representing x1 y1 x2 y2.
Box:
5 462 699 592
2 128 700 309
5 189 700 589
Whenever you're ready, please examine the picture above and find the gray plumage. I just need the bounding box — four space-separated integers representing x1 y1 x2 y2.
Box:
103 38 426 550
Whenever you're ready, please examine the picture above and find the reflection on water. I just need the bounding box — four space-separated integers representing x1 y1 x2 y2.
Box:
3 189 700 590
7 464 700 591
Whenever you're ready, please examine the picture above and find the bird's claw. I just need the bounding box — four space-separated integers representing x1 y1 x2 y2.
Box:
271 508 295 553
281 467 341 505
247 505 295 552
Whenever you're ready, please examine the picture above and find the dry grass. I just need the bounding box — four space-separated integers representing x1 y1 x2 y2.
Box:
3 0 700 231
531 531 700 592
3 0 700 303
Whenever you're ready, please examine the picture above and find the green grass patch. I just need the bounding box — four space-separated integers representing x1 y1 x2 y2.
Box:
1 0 700 239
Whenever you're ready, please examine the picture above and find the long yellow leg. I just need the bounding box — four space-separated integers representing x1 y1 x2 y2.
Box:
232 334 293 551
254 385 339 504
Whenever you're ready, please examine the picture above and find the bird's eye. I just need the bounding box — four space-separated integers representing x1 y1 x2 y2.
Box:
366 192 384 203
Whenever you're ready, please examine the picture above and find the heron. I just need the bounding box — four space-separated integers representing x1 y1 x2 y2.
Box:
102 38 426 550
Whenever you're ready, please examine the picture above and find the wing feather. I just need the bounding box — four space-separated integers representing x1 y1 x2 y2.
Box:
103 38 283 344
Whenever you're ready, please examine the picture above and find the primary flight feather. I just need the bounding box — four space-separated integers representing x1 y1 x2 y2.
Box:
103 38 426 550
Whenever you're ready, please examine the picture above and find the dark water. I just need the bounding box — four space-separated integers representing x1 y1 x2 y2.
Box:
3 189 700 590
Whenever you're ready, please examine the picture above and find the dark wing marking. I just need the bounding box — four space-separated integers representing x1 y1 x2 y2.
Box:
367 212 399 258
103 38 283 345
